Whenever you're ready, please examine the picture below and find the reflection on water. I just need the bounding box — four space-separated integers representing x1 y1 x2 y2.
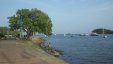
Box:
48 34 113 64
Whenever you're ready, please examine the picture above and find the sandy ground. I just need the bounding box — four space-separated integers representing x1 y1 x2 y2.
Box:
0 40 67 64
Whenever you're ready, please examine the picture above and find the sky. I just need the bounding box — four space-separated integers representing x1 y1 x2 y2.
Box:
0 0 113 34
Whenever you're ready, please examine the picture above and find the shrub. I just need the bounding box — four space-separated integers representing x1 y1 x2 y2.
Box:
0 33 5 38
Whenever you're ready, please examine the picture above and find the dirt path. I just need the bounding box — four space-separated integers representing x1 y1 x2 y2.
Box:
0 40 66 64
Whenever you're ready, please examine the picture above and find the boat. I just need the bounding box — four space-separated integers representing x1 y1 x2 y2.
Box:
90 33 98 36
79 34 85 36
103 35 107 38
79 33 89 36
64 34 66 37
54 34 56 36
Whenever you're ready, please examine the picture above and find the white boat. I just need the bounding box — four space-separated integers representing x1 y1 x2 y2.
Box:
64 34 66 37
90 33 98 36
103 35 108 38
79 34 85 36
54 34 56 36
79 33 89 36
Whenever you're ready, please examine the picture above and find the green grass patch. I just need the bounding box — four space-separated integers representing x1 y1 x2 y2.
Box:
22 40 39 49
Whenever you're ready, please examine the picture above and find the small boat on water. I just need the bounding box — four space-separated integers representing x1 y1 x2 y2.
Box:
79 33 89 36
90 33 98 36
66 33 75 37
103 35 108 38
79 34 85 36
54 34 57 36
64 34 66 37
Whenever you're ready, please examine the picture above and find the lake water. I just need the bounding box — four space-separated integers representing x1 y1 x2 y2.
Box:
48 34 113 64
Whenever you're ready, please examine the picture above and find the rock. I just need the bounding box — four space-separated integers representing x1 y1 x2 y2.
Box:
30 36 43 45
53 51 60 57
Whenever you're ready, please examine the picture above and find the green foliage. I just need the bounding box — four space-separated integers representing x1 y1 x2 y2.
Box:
0 33 5 38
8 30 20 36
0 27 19 38
8 8 52 38
0 27 8 37
92 28 113 34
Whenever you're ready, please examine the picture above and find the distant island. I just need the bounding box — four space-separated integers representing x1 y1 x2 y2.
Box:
92 28 113 34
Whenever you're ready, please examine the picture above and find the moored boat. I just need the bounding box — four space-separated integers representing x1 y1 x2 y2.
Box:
90 33 98 36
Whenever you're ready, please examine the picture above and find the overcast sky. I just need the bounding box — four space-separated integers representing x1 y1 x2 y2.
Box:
0 0 113 34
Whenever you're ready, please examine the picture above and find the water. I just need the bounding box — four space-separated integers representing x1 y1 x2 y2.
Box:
48 34 113 64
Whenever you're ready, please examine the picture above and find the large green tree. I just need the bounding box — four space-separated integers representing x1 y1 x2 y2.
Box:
8 8 52 38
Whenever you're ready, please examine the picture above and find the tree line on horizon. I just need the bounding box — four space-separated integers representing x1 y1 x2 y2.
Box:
92 28 113 34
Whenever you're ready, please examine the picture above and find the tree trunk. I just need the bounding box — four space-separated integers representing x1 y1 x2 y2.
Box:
26 31 33 40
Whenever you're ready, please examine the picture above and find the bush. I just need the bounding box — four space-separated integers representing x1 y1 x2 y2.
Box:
0 33 5 38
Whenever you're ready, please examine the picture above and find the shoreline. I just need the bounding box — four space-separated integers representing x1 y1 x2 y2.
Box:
22 40 68 64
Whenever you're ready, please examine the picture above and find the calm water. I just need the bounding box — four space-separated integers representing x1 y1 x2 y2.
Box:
48 34 113 64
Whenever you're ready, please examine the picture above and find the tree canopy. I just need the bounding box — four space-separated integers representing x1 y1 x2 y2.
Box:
92 28 113 34
8 8 52 38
